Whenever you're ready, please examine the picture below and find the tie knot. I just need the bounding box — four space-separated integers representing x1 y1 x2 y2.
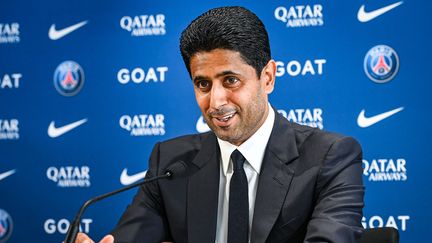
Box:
231 149 246 171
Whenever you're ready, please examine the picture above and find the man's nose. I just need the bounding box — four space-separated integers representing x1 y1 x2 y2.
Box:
209 83 228 108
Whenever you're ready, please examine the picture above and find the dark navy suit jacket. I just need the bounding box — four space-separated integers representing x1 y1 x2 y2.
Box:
111 112 364 243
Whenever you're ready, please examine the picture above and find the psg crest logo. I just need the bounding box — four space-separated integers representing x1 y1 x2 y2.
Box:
364 45 399 83
0 209 13 242
53 61 85 96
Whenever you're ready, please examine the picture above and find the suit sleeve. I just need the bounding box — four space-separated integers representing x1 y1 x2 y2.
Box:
304 136 365 243
110 142 172 243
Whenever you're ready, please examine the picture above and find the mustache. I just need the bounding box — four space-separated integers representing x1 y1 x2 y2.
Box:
207 107 237 117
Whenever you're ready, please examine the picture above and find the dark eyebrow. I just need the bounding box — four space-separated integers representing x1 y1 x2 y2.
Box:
216 70 240 78
193 70 240 83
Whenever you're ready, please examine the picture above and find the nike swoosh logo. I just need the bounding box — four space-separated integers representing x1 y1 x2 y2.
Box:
0 169 16 181
357 1 403 22
48 118 88 138
196 116 211 133
357 107 404 128
120 169 147 185
48 20 88 40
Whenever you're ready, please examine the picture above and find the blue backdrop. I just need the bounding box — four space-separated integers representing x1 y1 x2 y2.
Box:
1 0 431 242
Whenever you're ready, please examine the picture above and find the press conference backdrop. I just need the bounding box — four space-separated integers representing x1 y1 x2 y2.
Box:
1 0 431 242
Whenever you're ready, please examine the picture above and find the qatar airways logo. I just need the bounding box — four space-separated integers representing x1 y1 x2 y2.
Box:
274 5 324 28
120 14 166 36
275 59 326 77
46 166 91 187
119 114 165 136
278 108 323 129
0 119 19 140
363 158 407 182
0 23 20 43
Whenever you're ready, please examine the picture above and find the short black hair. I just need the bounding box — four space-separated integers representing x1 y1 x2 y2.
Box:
180 6 271 78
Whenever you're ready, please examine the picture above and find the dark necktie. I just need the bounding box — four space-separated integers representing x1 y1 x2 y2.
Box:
228 149 249 243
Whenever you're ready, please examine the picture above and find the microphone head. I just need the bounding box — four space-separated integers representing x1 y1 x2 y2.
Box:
164 160 187 178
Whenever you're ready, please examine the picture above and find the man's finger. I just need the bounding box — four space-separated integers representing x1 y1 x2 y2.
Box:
76 232 94 243
99 234 114 243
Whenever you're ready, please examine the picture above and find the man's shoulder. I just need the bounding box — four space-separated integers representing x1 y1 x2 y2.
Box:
160 132 213 147
284 119 361 154
282 120 362 177
155 132 215 161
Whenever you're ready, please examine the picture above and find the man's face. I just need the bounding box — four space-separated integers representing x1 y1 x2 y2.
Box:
190 49 275 146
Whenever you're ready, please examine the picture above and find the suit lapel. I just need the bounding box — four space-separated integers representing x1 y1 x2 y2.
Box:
251 113 299 243
187 133 220 243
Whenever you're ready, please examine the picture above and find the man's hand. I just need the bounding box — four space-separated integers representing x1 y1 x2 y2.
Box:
75 232 114 243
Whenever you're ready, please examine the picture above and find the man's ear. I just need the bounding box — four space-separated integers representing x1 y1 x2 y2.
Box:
261 60 276 94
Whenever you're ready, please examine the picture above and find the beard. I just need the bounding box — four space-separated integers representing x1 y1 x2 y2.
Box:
204 90 267 145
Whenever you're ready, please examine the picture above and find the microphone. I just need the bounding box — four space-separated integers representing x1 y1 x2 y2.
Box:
64 161 187 243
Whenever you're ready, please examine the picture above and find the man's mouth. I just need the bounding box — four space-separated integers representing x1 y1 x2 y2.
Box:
215 112 236 122
210 111 237 126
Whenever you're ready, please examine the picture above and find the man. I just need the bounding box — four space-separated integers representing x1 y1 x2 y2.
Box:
77 6 364 243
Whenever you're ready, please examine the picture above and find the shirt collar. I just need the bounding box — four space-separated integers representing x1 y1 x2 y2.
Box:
217 103 275 176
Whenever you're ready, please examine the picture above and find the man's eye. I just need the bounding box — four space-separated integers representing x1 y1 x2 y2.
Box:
226 76 239 85
197 80 210 89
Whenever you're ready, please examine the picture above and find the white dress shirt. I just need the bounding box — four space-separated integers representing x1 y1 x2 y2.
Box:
215 104 275 243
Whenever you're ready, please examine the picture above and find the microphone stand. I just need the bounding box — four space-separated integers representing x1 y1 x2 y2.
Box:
64 172 171 243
